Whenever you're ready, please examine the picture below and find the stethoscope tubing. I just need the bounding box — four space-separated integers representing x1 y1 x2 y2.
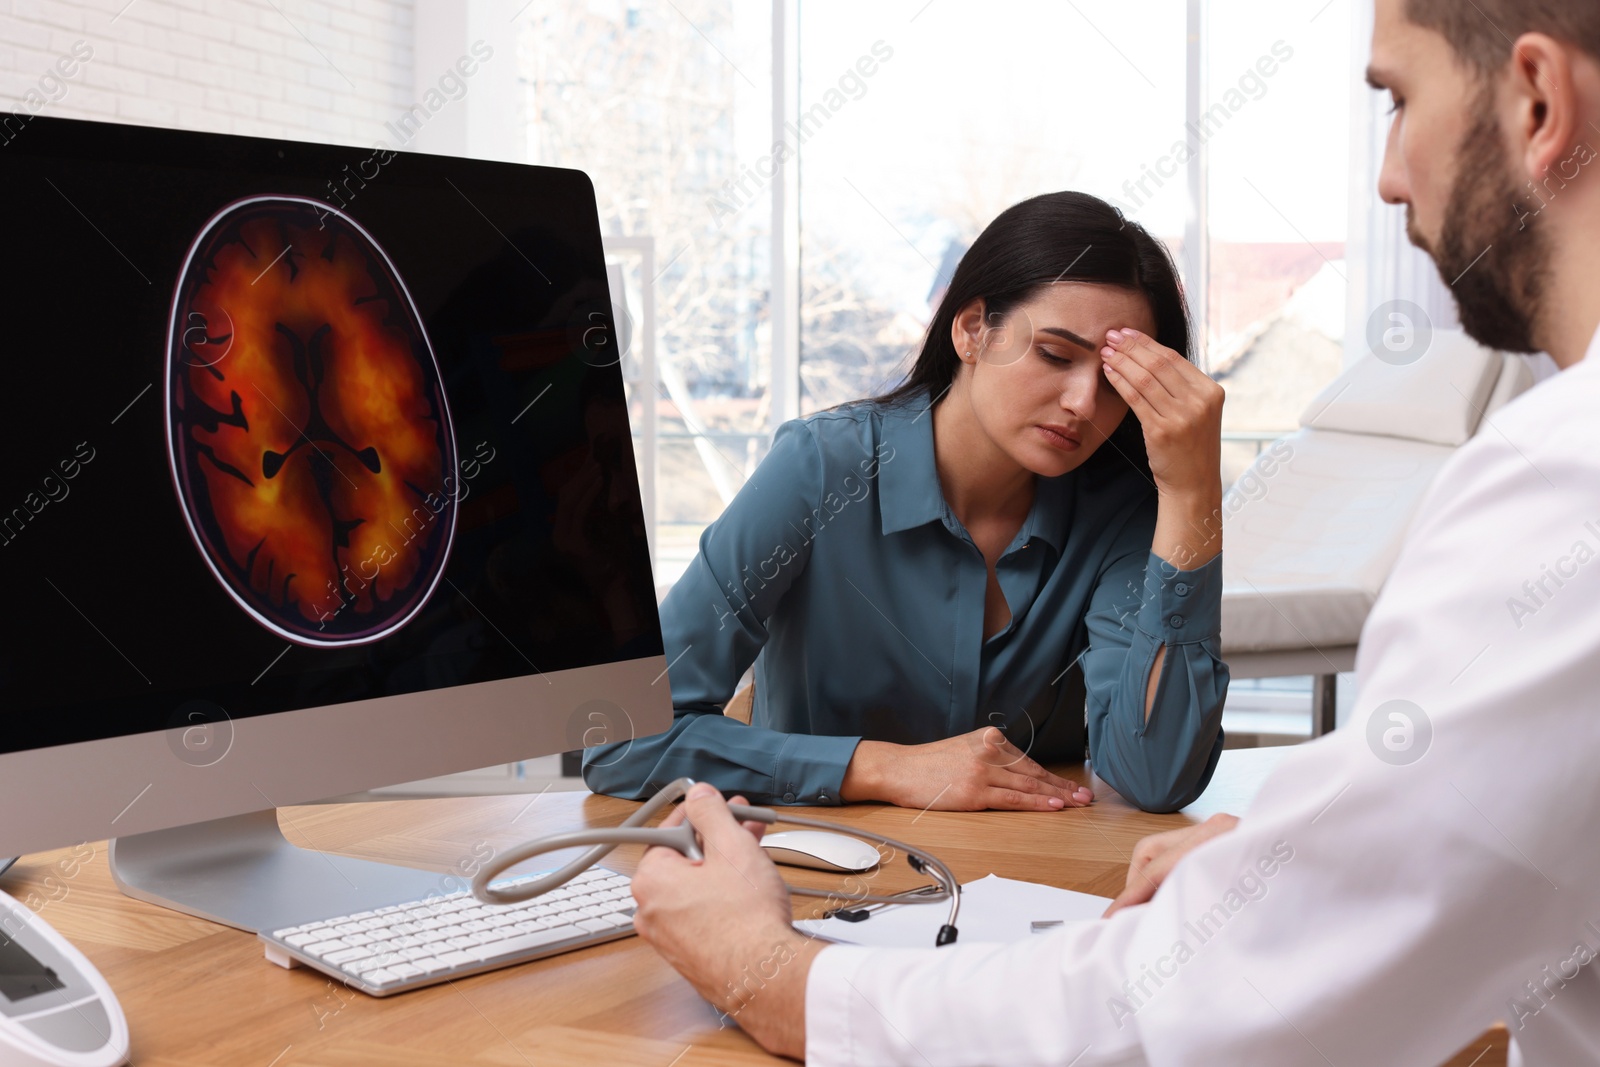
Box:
470 777 962 940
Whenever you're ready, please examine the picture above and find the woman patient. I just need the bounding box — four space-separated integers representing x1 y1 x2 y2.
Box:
584 190 1229 814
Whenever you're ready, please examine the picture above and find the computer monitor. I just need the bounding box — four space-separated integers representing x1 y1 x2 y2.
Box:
0 115 671 932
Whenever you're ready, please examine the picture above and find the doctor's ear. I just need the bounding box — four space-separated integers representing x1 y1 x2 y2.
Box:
1507 33 1584 185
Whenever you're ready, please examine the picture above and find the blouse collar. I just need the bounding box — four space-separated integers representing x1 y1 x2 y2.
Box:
876 392 1073 553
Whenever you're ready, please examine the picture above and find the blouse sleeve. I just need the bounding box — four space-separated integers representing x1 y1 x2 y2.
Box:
581 419 862 805
1080 536 1229 813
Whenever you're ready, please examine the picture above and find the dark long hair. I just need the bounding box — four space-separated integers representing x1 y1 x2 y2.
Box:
879 190 1193 407
872 190 1192 484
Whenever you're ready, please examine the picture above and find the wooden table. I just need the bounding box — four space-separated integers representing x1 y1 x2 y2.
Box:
6 748 1504 1065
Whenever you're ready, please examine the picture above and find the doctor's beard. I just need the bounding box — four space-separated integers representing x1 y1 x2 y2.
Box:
1407 86 1550 355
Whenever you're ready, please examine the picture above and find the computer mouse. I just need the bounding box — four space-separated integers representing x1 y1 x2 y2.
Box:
758 831 881 873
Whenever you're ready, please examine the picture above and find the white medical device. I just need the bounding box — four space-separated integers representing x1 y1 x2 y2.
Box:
0 889 128 1067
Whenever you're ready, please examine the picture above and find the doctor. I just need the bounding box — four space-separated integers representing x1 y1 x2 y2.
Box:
628 0 1600 1062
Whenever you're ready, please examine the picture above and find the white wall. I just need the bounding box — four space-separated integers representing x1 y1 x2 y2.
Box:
1 0 415 148
408 0 522 161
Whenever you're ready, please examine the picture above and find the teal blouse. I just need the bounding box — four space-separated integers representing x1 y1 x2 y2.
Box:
583 392 1229 813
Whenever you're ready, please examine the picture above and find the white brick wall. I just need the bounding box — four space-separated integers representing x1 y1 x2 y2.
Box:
1 0 415 149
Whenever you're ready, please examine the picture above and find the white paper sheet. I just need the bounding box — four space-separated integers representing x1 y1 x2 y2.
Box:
796 873 1111 949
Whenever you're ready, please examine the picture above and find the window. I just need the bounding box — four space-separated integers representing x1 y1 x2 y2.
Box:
513 0 1355 587
1204 0 1351 486
519 1 775 589
795 1 1188 414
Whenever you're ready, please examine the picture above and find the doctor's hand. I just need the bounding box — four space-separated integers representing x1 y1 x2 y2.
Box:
1102 812 1239 917
631 783 821 1059
840 727 1095 811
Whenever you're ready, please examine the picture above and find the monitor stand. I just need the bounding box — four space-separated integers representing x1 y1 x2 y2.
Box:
109 809 448 934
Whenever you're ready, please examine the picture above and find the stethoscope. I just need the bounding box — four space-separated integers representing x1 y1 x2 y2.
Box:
471 777 962 947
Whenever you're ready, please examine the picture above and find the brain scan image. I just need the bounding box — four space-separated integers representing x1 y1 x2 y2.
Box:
166 196 458 646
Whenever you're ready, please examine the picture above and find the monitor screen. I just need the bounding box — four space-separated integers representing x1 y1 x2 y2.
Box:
0 116 662 761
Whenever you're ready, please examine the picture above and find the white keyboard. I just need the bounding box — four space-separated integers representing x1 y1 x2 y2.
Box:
259 867 635 996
